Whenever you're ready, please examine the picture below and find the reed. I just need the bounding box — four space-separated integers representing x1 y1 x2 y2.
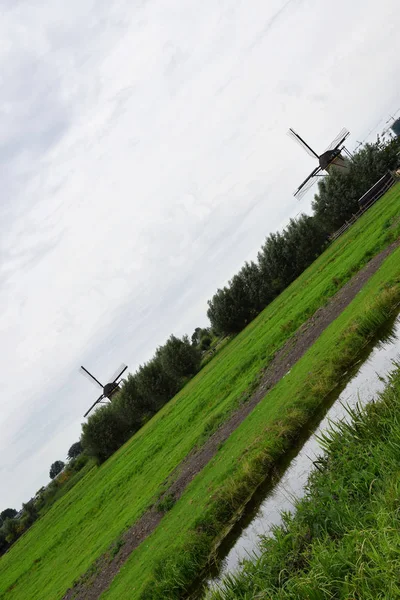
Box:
208 365 400 600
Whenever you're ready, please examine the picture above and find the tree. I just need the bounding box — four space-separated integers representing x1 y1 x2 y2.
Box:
207 279 253 336
191 327 213 351
207 261 267 336
0 529 9 556
257 231 288 296
191 327 202 346
0 508 17 526
157 335 202 383
21 499 38 524
135 356 178 411
81 404 129 464
199 334 212 351
236 261 267 314
49 460 65 480
2 518 19 544
207 287 235 335
111 373 152 434
311 169 357 232
67 441 83 460
275 215 327 282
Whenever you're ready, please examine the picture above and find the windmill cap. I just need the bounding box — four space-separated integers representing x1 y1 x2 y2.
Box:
103 382 119 397
319 149 341 170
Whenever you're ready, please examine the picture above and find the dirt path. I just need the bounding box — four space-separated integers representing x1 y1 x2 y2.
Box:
63 238 400 600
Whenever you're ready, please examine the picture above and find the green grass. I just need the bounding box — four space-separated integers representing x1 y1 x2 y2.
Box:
209 361 400 599
36 457 94 518
0 185 400 600
103 246 400 599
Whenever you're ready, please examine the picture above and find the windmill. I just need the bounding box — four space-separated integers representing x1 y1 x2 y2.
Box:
80 363 128 417
288 127 351 199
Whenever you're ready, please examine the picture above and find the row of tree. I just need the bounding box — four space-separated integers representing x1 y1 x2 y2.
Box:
207 137 400 335
207 214 327 334
80 136 400 464
0 502 39 556
47 441 84 480
0 441 86 556
81 335 202 463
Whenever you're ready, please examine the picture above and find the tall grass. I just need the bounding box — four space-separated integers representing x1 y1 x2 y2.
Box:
209 361 400 600
131 282 400 600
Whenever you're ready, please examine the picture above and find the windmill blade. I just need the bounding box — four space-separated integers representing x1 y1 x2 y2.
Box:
80 366 103 389
83 393 104 418
108 363 128 384
325 128 350 152
287 128 319 158
294 166 323 199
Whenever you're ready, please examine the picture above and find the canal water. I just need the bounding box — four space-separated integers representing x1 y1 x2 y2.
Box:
201 314 400 597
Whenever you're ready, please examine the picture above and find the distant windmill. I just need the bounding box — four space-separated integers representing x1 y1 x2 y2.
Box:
80 363 128 417
387 111 400 137
288 127 351 199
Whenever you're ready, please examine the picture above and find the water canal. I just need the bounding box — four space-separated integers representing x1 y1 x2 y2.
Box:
198 314 400 597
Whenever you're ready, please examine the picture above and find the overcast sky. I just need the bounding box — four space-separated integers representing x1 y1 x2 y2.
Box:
1 0 399 510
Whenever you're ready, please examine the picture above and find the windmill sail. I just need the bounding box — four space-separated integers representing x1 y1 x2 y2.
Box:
83 393 105 418
80 366 103 389
289 125 351 199
108 363 128 383
324 128 350 152
294 165 323 199
287 128 319 158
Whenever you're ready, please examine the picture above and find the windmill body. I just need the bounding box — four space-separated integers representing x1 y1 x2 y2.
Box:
103 381 121 399
80 364 128 417
288 127 351 198
319 149 348 173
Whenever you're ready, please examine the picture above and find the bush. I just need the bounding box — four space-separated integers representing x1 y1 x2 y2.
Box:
199 334 212 351
68 454 89 473
2 518 19 544
0 529 9 556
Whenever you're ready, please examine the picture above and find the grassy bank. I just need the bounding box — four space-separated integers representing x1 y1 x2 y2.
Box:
0 186 399 600
103 246 400 599
209 358 400 599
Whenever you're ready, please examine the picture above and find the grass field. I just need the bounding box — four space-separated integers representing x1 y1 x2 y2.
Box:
104 245 400 599
1 185 400 600
209 358 400 599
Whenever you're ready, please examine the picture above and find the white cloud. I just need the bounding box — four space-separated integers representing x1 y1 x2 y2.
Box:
1 0 400 509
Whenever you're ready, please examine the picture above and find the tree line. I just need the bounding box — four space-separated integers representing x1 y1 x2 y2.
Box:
207 136 400 335
0 442 86 556
81 136 400 463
